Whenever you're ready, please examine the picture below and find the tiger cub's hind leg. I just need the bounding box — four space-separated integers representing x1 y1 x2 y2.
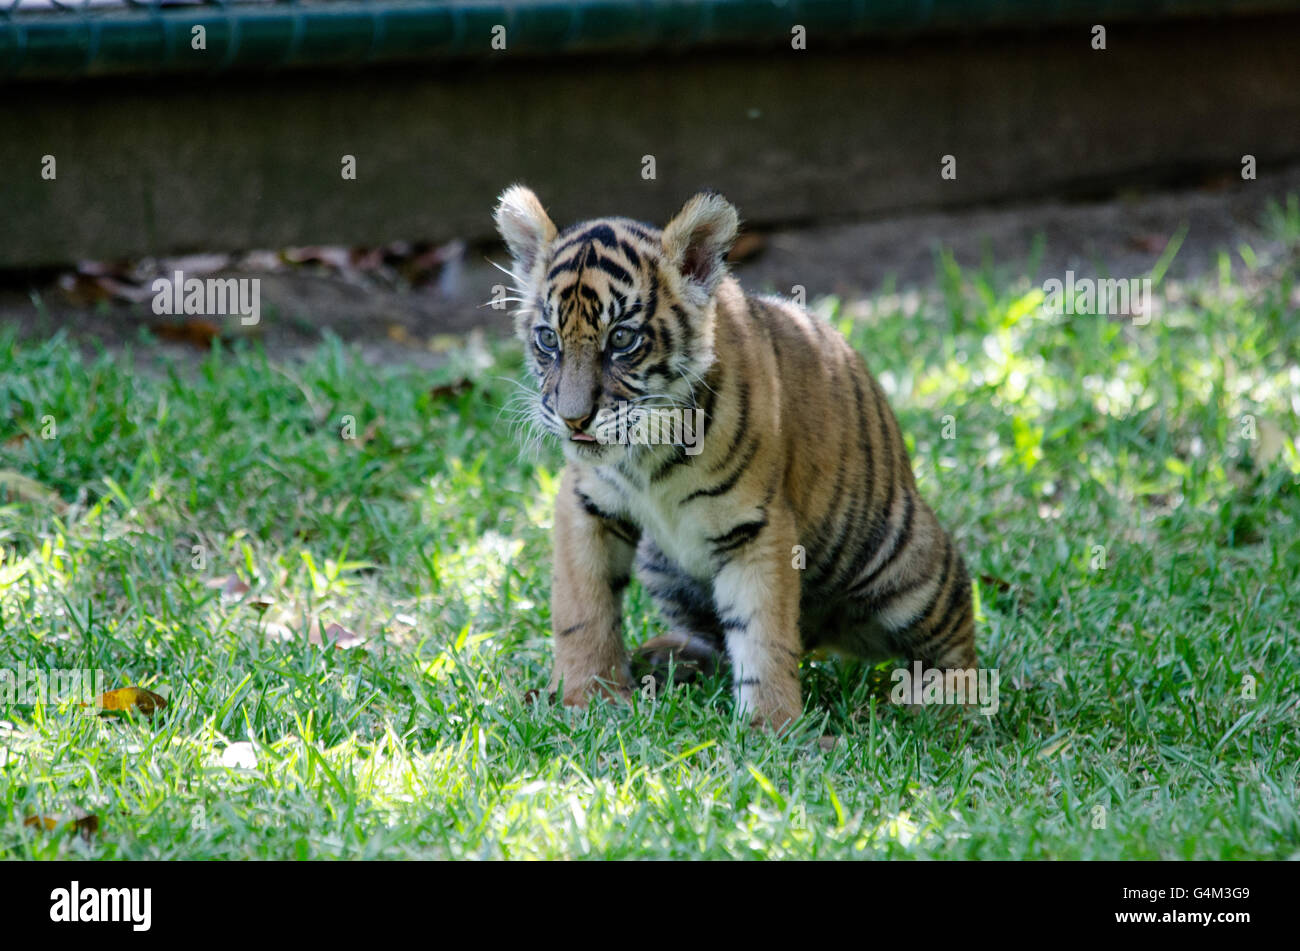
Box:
632 538 726 689
847 493 977 697
899 530 976 673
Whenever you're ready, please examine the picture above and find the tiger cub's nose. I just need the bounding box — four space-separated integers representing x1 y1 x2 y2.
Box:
563 412 594 433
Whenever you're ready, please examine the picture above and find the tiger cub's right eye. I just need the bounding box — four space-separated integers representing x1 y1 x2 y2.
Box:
536 328 559 352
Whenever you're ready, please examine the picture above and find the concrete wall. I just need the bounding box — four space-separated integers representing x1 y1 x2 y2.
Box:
2 14 1298 268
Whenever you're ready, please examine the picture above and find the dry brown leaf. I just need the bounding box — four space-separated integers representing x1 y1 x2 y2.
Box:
220 575 250 598
349 246 388 272
206 575 274 612
75 258 135 279
264 612 364 649
60 260 157 305
69 806 99 841
314 622 364 650
283 246 352 270
92 276 156 304
1128 233 1168 254
157 254 231 276
240 250 284 271
978 573 1013 593
429 379 473 401
23 811 98 841
57 272 114 306
151 318 221 349
402 245 448 285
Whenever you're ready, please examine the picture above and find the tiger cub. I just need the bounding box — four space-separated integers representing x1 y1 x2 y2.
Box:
495 185 976 730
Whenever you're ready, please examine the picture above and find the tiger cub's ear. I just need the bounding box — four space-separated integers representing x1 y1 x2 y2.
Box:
662 191 740 305
494 184 557 277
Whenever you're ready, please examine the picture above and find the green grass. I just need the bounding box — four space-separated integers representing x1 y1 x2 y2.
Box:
2 207 1299 859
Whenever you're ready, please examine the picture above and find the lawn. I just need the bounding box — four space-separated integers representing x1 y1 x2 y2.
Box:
2 203 1298 859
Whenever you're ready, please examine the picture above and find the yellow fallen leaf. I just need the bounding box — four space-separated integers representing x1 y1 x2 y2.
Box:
23 812 97 840
97 686 167 716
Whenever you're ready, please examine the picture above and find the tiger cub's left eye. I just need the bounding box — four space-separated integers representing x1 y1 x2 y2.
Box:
610 327 639 351
536 327 559 352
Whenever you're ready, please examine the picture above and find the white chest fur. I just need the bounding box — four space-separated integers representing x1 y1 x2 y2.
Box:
573 447 767 582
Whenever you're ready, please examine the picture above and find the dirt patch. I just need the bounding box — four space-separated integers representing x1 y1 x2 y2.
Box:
3 164 1297 369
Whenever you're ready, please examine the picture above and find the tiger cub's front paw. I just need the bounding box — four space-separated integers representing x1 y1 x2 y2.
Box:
554 674 632 709
739 685 803 734
747 705 802 734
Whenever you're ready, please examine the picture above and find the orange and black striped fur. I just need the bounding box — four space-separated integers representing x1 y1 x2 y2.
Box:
495 185 976 730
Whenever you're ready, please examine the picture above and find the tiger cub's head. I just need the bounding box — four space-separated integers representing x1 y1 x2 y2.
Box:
494 185 739 460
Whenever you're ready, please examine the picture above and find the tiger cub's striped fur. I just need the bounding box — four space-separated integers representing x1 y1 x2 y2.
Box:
495 185 975 730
